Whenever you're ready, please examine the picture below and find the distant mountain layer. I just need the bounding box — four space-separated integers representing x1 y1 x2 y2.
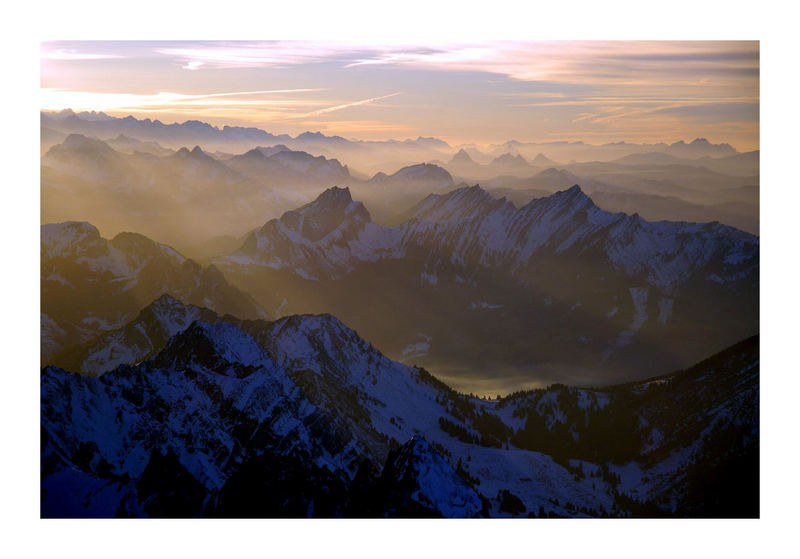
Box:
368 163 454 189
43 110 741 162
41 110 453 152
44 133 350 187
42 119 756 249
41 292 758 517
40 134 341 249
611 150 759 178
489 137 739 161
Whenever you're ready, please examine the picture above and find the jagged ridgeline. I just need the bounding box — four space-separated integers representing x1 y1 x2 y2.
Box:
41 291 757 518
213 184 758 388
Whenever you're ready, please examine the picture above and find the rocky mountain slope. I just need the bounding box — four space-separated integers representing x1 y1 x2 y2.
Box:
41 295 758 518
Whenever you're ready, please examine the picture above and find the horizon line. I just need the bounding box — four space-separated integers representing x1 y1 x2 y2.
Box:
41 108 750 152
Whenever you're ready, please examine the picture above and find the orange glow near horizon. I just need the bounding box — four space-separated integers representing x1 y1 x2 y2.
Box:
41 41 759 151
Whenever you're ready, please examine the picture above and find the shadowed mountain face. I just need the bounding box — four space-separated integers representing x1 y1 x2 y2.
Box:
40 293 758 518
213 185 758 390
40 222 267 364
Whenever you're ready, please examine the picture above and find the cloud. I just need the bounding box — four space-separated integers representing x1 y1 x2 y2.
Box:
41 48 121 61
299 119 413 134
156 42 373 69
39 87 402 127
341 41 759 91
293 92 402 118
41 41 759 150
149 41 758 92
40 88 324 113
647 102 759 122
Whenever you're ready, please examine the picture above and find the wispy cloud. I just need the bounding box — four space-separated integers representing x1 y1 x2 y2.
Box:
299 119 413 134
41 48 121 61
40 41 759 149
293 92 402 118
156 42 371 69
40 87 402 129
341 41 758 84
40 88 324 112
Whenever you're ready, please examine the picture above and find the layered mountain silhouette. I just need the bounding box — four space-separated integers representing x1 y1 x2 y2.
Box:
42 125 759 251
368 163 454 190
214 185 758 386
226 146 350 184
43 111 740 163
41 135 343 250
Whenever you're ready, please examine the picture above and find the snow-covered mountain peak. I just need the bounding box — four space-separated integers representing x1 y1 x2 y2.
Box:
216 186 380 279
409 184 513 222
277 186 371 243
155 320 271 371
520 185 596 219
41 221 102 258
218 182 758 295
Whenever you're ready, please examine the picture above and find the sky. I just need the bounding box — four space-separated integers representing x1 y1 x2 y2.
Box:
41 40 759 151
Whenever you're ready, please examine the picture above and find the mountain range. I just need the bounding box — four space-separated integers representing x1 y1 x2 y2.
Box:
42 110 744 165
39 109 760 519
41 293 758 517
41 134 336 250
42 123 760 250
213 184 758 389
